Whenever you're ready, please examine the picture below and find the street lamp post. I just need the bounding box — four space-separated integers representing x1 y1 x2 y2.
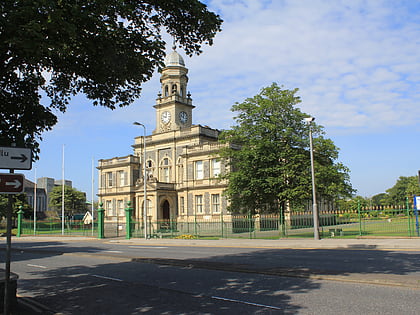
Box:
305 117 320 240
133 122 148 239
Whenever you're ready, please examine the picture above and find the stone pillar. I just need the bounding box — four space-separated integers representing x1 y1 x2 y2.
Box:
16 206 24 237
97 203 105 239
125 201 133 239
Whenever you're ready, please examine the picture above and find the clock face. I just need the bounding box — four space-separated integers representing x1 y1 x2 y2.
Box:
161 111 171 124
179 111 188 124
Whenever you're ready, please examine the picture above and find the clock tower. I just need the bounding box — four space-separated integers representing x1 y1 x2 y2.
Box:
153 46 195 134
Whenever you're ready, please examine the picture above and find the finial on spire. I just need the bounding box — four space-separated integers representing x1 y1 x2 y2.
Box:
172 39 176 51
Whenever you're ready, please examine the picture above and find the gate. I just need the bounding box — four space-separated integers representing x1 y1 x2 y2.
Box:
104 220 126 238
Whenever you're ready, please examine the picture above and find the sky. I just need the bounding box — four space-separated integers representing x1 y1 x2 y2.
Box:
20 0 420 201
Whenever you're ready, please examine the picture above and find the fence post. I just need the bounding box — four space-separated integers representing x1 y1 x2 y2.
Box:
125 201 133 239
248 212 252 239
97 203 105 239
194 209 197 237
16 206 24 237
170 213 174 238
358 200 362 236
406 197 412 237
279 206 285 237
220 211 224 238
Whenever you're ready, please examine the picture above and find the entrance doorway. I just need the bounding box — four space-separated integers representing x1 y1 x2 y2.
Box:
162 200 170 220
159 200 175 232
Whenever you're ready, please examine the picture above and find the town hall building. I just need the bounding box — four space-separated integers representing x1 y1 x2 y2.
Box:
97 47 231 231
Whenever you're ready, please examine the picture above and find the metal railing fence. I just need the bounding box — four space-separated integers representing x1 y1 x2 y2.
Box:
17 204 419 239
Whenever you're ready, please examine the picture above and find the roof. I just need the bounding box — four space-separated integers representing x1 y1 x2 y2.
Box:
164 47 185 67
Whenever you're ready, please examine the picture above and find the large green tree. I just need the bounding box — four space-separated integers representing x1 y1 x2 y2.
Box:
219 83 353 214
48 185 87 216
382 176 420 205
0 0 222 158
0 193 32 218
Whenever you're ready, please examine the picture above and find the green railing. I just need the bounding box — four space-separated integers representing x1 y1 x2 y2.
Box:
20 219 97 237
17 205 419 239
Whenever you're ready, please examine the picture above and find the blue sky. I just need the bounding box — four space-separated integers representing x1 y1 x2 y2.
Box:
21 0 420 201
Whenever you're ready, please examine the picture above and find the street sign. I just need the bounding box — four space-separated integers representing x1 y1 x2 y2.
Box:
0 146 32 170
0 173 25 194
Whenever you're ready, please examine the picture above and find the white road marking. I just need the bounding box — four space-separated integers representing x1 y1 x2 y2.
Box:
27 264 47 269
211 296 282 310
128 246 168 249
91 274 123 282
103 250 123 253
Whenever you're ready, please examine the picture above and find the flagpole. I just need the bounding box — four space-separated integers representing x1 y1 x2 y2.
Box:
62 144 65 235
34 167 37 235
91 156 94 236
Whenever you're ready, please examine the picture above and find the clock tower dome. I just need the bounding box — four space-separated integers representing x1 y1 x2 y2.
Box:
153 46 195 134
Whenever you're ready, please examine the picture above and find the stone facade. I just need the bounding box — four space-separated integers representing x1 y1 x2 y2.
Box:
97 48 230 224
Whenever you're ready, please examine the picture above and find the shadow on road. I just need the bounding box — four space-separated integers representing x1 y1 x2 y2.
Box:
1 240 419 314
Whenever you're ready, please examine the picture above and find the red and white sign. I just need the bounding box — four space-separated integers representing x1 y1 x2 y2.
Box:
0 173 25 194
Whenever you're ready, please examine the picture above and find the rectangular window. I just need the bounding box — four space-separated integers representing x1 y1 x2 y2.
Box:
107 172 113 187
211 159 221 177
117 200 124 216
101 174 106 188
195 161 203 180
118 171 126 187
195 195 203 214
106 200 114 216
180 197 185 214
211 194 220 213
163 167 170 182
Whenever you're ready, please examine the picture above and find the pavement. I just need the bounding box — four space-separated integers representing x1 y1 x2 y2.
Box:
9 234 420 250
4 236 420 314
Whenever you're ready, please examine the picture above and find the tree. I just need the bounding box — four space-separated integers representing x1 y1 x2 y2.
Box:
371 193 387 206
383 176 420 205
0 193 32 218
48 185 87 216
0 0 222 158
219 83 353 214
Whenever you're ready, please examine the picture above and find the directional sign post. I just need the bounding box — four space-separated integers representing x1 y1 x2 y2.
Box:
0 147 31 314
0 146 32 170
0 173 25 194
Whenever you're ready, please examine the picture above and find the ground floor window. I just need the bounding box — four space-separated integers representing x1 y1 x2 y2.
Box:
117 200 124 216
195 195 203 214
211 194 220 213
106 200 114 216
180 197 185 214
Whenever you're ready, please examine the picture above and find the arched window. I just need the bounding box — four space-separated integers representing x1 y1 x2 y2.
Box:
146 159 155 178
160 157 172 182
172 84 177 95
164 85 169 97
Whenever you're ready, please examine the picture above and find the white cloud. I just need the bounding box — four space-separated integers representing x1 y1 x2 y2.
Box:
188 0 420 134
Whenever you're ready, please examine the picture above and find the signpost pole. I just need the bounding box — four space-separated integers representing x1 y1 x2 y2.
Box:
4 169 14 315
0 146 31 314
414 196 420 237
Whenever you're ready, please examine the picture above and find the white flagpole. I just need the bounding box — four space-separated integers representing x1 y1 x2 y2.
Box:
91 156 94 236
34 167 37 235
62 144 65 235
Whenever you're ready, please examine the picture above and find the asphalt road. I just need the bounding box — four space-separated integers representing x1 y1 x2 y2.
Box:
1 237 419 314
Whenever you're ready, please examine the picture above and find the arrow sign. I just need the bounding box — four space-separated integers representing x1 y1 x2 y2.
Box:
0 173 25 194
5 179 22 189
11 154 28 163
0 147 32 170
